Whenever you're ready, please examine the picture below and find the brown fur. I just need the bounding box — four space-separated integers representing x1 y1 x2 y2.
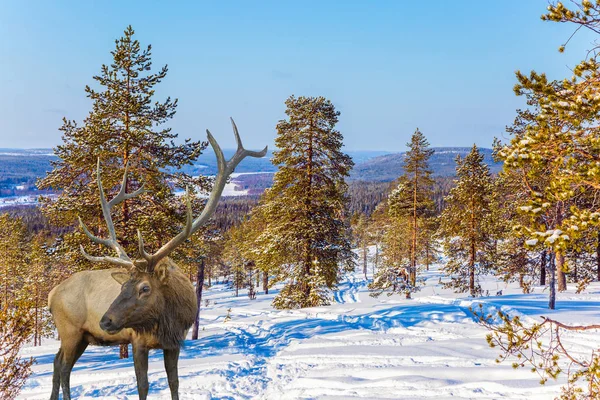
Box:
48 259 197 400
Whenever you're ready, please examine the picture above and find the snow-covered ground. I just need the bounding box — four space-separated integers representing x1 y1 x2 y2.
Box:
0 195 41 208
175 172 272 198
17 248 600 399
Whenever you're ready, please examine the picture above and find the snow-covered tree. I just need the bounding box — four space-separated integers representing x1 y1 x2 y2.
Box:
439 145 494 296
0 301 33 399
36 26 209 358
388 129 435 286
369 129 435 298
479 4 600 397
253 95 355 309
369 214 415 297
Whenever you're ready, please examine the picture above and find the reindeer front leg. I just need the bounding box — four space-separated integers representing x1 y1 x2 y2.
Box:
163 347 180 400
132 343 149 400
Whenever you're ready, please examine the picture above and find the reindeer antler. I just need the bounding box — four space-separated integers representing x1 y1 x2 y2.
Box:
79 159 145 268
137 118 267 272
79 118 267 273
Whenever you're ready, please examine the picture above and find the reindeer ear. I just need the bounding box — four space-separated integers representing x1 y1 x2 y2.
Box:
111 271 130 285
154 262 172 284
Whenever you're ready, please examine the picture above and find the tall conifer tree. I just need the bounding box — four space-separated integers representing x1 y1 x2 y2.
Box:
37 26 207 357
369 129 434 298
389 129 435 286
439 145 493 296
253 96 355 309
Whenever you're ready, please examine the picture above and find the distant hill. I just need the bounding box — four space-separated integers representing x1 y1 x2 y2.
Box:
350 147 502 182
180 149 391 176
0 147 502 198
0 149 57 184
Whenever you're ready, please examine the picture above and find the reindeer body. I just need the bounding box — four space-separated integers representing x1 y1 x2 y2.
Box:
49 263 196 349
48 119 266 400
50 268 137 346
49 261 197 400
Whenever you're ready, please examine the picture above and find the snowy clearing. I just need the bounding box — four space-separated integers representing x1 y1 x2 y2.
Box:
17 248 600 399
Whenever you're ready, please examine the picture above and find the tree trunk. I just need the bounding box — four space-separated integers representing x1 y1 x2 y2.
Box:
34 285 39 346
303 123 314 298
374 244 379 273
411 169 418 287
235 272 239 297
540 250 546 286
469 194 476 296
519 273 524 289
469 240 476 296
304 251 312 297
549 252 556 310
192 258 205 340
263 271 268 294
363 246 367 280
597 231 600 281
556 251 567 292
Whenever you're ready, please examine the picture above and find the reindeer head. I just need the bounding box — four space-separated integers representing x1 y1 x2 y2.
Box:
99 260 174 334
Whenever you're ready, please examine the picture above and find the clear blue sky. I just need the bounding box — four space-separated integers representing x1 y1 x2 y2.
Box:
0 1 595 151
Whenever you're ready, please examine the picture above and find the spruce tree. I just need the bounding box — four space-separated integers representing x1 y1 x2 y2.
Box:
37 26 206 357
439 145 493 296
253 95 355 309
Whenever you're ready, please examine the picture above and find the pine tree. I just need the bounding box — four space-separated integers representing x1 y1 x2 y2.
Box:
0 214 34 398
479 4 600 397
388 129 435 286
369 214 413 297
254 95 355 309
37 26 207 358
419 215 439 271
0 214 27 309
223 222 254 297
177 228 223 340
242 209 272 294
490 144 547 293
25 234 56 346
0 301 33 399
439 145 493 296
369 129 434 298
367 203 389 274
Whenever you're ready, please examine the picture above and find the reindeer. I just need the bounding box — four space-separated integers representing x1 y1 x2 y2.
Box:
48 119 267 400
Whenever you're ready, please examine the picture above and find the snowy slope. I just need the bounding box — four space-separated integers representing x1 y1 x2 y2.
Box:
17 249 600 400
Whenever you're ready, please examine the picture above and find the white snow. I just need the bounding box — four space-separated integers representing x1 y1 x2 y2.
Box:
0 195 39 208
16 246 600 399
175 172 273 198
0 194 58 208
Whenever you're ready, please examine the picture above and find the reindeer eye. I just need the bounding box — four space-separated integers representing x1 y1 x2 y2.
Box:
139 286 150 295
